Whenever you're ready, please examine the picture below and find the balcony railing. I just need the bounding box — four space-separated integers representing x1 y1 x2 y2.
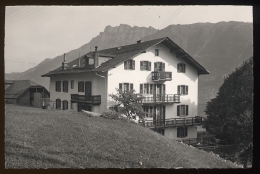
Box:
152 71 172 81
71 94 101 105
140 94 180 104
142 116 203 128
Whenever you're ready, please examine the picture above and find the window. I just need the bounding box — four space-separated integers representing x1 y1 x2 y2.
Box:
63 100 68 110
177 127 188 138
178 85 188 95
78 81 84 92
71 80 74 89
177 105 189 116
143 106 154 118
140 61 151 71
154 62 165 71
124 60 135 70
155 49 159 56
63 81 68 92
88 58 94 65
119 83 133 93
56 99 61 109
143 84 149 94
55 81 61 92
177 63 186 73
157 129 164 136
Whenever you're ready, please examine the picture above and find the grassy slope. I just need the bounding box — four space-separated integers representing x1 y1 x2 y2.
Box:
5 104 238 168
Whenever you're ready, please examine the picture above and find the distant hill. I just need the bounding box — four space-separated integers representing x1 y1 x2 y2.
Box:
5 22 253 115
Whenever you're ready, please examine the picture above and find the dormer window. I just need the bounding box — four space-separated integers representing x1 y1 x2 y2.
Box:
155 49 159 56
88 58 94 65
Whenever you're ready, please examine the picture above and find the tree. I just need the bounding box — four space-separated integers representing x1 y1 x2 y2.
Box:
109 89 145 120
203 57 253 165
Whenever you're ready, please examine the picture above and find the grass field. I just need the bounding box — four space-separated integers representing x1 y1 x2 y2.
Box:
5 104 239 168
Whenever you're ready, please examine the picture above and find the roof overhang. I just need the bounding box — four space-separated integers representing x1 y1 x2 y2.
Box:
162 38 210 75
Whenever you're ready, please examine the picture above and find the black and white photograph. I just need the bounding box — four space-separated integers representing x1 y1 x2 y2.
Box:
4 5 253 168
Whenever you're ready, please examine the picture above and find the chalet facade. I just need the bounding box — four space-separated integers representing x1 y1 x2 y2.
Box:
5 80 50 108
42 37 209 140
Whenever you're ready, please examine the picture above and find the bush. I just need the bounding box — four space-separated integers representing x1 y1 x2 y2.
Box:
100 110 121 120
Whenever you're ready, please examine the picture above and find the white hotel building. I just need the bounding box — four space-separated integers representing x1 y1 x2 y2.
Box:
42 37 209 140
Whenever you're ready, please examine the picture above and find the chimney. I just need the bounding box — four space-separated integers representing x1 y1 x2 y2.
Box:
137 40 142 43
94 46 99 68
62 53 68 70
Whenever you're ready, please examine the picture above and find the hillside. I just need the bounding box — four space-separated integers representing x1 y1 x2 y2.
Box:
5 104 238 168
5 22 253 115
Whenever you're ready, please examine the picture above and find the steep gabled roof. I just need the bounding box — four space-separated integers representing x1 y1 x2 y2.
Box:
5 80 42 99
42 37 209 77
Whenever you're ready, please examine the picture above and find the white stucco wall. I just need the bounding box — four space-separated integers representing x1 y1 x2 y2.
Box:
49 71 107 113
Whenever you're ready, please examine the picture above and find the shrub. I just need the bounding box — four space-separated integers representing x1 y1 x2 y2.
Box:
100 110 121 120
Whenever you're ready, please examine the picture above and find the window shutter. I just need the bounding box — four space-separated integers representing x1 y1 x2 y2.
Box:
119 83 122 92
140 61 143 71
177 127 180 137
132 60 135 70
177 64 180 72
148 62 151 71
154 62 157 71
186 105 189 116
178 86 180 95
130 83 133 92
124 61 127 70
78 82 80 92
177 105 180 116
186 86 188 95
162 63 165 72
184 64 186 73
185 127 188 136
146 84 149 94
140 84 143 94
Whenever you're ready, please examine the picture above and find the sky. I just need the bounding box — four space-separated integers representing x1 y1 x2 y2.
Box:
5 6 253 73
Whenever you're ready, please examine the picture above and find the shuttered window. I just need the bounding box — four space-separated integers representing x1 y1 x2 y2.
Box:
63 81 68 92
177 127 188 137
177 63 186 73
177 85 188 95
78 81 84 92
154 62 165 71
71 80 74 89
55 81 61 92
119 83 133 93
140 61 151 71
177 105 189 116
56 99 61 109
124 60 135 70
63 100 68 110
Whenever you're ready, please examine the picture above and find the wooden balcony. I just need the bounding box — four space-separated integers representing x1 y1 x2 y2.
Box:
143 116 203 128
71 94 101 105
152 71 172 81
140 94 180 104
